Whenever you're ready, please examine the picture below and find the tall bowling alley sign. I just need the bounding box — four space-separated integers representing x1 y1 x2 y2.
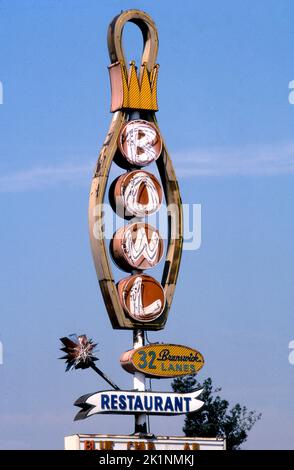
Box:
62 10 207 443
88 10 183 330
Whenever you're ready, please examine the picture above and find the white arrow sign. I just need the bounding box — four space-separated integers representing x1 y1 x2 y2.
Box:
74 389 204 420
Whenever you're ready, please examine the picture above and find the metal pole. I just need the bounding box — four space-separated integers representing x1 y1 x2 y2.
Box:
133 329 147 434
129 109 148 434
90 363 120 391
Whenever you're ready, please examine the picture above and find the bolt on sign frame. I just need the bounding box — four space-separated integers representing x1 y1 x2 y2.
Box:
89 10 183 330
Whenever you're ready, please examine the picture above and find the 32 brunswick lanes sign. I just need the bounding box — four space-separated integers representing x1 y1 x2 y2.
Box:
74 389 204 420
120 344 205 378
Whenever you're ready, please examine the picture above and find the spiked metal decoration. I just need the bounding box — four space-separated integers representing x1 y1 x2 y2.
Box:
60 335 120 391
60 334 98 371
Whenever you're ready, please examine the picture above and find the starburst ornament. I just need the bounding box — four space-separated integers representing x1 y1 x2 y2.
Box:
59 334 120 390
60 334 98 371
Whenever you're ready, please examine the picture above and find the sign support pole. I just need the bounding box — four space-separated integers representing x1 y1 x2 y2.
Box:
133 329 147 434
129 111 148 435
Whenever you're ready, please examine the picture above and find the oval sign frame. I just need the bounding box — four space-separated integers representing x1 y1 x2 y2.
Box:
120 344 204 378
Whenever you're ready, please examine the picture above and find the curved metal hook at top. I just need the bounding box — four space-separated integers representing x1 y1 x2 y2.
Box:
107 9 159 73
107 10 160 113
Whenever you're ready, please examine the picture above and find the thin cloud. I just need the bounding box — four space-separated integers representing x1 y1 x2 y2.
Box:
0 163 93 192
173 142 294 177
1 141 294 192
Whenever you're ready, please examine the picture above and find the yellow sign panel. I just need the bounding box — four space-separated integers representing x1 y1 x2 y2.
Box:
120 344 204 378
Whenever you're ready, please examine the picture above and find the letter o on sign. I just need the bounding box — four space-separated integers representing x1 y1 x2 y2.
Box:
117 274 165 322
110 170 163 218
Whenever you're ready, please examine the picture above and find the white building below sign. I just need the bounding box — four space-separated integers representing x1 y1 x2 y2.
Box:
65 434 226 451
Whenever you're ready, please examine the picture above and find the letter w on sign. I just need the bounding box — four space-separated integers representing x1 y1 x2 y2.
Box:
125 226 159 265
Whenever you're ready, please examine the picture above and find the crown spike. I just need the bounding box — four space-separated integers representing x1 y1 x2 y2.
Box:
140 63 152 110
150 64 159 111
121 62 129 108
128 61 140 109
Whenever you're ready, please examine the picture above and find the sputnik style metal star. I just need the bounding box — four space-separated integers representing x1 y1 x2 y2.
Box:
59 334 120 390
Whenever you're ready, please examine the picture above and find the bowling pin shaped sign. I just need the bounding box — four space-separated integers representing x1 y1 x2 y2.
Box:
89 10 183 329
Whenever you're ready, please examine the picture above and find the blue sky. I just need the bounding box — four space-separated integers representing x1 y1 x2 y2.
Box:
0 0 294 449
